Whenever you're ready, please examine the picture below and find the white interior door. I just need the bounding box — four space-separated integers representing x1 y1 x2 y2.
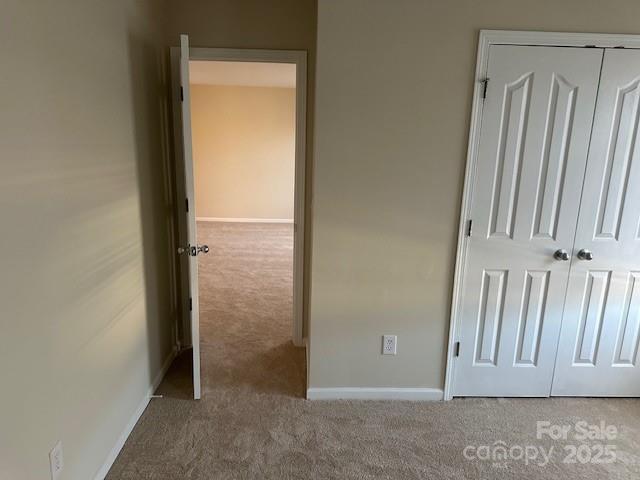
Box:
177 34 202 400
453 45 603 396
552 49 640 396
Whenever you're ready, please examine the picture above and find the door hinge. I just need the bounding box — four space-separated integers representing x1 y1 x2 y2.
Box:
481 78 489 99
189 297 192 311
454 341 460 357
466 219 473 237
185 198 189 212
180 86 184 102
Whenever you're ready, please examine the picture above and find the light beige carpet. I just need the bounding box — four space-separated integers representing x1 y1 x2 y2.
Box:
107 222 640 480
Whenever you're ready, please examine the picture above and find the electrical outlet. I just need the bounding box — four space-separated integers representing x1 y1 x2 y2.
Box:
382 335 397 355
49 441 63 480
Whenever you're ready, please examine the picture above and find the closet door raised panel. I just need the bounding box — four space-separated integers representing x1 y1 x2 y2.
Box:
552 49 640 396
454 45 603 397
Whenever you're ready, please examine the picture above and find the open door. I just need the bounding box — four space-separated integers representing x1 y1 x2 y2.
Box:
173 34 205 399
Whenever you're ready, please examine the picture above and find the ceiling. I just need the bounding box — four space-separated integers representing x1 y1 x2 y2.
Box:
189 61 296 88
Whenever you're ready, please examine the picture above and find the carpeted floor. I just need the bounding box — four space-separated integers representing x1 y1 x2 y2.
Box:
107 222 640 480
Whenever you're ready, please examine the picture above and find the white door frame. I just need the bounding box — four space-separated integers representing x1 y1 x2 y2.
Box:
444 30 640 401
171 46 308 347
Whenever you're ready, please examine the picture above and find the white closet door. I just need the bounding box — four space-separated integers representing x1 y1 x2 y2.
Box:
552 49 640 396
453 45 603 397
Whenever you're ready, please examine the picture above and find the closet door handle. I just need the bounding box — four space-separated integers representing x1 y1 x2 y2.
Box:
577 249 593 261
554 249 570 261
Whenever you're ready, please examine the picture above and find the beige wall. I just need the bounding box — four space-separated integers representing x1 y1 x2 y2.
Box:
309 0 640 391
0 1 175 479
191 85 296 219
164 0 317 332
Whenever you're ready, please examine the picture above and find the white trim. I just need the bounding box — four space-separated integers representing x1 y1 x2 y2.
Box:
94 347 177 480
196 217 293 223
304 337 310 397
292 51 308 347
444 29 640 401
306 387 444 401
474 29 640 50
176 46 307 348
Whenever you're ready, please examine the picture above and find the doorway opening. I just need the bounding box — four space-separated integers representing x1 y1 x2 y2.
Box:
170 41 307 399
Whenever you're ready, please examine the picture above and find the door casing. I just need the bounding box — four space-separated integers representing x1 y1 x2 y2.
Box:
445 30 640 401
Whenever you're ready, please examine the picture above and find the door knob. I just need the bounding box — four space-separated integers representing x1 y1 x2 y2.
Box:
177 245 198 256
577 249 593 261
178 244 209 256
554 249 570 261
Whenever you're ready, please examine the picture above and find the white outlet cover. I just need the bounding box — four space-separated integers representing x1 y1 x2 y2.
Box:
49 441 63 480
382 335 397 355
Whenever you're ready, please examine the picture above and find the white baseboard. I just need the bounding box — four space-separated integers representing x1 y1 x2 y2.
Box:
306 387 444 401
93 346 177 480
196 217 293 223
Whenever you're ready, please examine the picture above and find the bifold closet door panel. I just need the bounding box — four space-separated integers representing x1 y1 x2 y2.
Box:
552 49 640 396
453 45 603 397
